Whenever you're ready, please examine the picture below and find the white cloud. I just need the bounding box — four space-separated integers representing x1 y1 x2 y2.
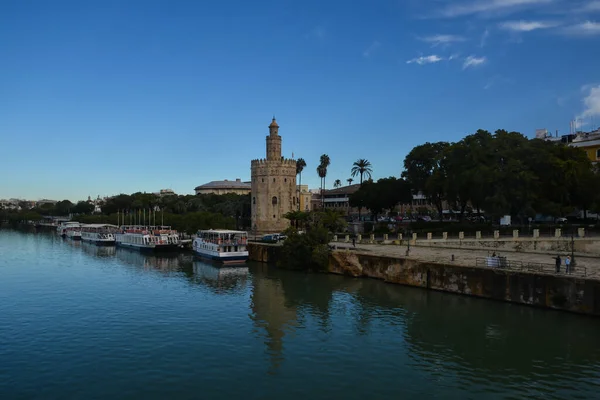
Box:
438 0 555 18
480 29 490 47
363 41 381 57
449 53 460 60
418 34 466 46
406 55 444 65
463 55 487 69
499 20 560 31
561 21 600 35
579 84 600 118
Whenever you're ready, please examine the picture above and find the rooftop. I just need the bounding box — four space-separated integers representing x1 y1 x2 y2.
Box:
322 184 362 196
195 178 251 191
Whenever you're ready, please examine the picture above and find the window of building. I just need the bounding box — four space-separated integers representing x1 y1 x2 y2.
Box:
273 178 276 182
262 178 264 183
273 215 276 218
284 178 287 183
597 149 600 159
272 196 278 205
253 197 255 205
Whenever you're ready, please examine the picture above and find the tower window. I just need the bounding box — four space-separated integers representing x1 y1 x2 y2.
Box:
262 178 264 183
284 178 287 183
273 215 276 218
273 178 276 182
253 197 256 205
272 196 278 205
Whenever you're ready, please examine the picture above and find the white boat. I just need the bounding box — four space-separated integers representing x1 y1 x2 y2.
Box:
57 221 81 240
192 229 249 264
115 225 180 252
81 224 118 246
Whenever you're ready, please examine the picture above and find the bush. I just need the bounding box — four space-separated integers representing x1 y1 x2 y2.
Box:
278 226 331 271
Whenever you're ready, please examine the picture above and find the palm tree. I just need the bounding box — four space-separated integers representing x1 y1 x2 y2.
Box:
317 166 326 208
347 178 353 186
351 159 373 185
296 158 306 210
351 159 372 221
318 154 330 208
334 179 342 188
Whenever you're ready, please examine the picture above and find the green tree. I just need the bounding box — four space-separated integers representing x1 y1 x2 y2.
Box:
333 179 342 188
402 142 449 219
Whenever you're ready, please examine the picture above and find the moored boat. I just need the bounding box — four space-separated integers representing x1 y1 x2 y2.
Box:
81 224 118 246
57 221 81 240
192 229 249 264
115 225 180 252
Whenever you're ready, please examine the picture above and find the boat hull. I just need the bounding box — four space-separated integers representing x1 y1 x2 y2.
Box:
82 238 116 246
193 250 248 264
116 242 179 253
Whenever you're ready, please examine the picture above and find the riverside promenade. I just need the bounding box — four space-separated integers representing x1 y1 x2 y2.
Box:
331 242 600 279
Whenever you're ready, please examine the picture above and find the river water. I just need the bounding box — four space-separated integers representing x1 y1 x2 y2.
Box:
1 230 600 399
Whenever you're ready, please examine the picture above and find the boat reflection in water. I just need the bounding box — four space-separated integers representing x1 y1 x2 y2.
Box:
115 248 192 273
80 241 116 258
191 260 249 294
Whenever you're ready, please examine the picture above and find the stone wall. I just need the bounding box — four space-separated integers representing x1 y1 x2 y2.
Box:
329 251 600 316
248 242 282 263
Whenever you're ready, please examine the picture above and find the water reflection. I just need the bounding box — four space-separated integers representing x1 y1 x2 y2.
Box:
248 264 600 396
80 242 116 258
115 249 193 273
47 232 600 396
190 261 249 294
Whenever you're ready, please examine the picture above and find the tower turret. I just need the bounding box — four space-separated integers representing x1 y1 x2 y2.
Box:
266 117 282 160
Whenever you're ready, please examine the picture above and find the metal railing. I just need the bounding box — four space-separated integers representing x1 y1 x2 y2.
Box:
475 257 587 277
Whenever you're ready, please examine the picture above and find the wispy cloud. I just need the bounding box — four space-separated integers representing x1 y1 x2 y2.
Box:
574 1 600 13
463 55 487 69
579 84 600 119
418 34 467 47
480 28 490 46
363 41 381 58
406 55 444 65
561 21 600 36
438 0 555 18
483 75 513 89
499 20 560 31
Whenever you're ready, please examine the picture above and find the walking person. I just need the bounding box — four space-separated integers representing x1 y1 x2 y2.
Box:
555 255 561 273
352 235 356 248
565 256 571 274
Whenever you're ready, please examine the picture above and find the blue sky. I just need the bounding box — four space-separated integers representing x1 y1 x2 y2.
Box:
1 0 600 201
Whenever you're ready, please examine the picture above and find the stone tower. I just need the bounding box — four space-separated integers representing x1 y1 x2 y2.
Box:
251 118 297 235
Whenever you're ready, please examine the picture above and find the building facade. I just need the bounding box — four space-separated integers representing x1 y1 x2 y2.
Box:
194 179 251 195
251 118 297 234
297 184 312 212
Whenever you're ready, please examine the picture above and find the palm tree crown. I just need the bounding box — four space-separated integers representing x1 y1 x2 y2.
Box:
351 159 373 185
296 158 306 175
347 178 354 185
333 179 342 188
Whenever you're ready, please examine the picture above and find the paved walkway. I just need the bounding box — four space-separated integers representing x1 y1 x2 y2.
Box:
331 242 600 280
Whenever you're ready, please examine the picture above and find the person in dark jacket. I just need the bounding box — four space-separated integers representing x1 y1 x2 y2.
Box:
555 255 561 273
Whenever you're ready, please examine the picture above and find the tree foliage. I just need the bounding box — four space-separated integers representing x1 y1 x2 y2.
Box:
349 177 412 220
401 130 600 221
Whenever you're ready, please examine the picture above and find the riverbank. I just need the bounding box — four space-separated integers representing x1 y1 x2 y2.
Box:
247 242 600 316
